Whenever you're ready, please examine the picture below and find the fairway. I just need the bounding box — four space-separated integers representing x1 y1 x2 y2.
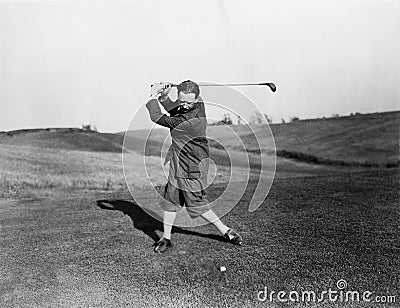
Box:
1 168 398 307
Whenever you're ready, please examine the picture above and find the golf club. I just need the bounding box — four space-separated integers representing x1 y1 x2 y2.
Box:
169 82 277 92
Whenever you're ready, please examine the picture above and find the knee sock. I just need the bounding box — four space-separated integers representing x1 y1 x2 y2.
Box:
162 211 177 240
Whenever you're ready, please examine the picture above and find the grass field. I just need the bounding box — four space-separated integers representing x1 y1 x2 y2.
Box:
0 169 398 307
0 111 399 307
0 143 270 200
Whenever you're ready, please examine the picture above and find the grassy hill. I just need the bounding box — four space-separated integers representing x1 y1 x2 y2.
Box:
0 128 163 157
125 111 400 167
1 111 398 168
271 111 399 167
0 128 124 153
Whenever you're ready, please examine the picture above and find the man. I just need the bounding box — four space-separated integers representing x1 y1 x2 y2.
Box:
146 80 243 253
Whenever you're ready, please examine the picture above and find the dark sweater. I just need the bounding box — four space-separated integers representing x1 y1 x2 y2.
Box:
146 97 209 179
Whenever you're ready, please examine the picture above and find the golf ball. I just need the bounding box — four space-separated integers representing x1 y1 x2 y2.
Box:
220 266 226 272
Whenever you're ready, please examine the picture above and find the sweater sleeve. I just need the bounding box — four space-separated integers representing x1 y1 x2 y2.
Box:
159 95 180 113
145 99 183 129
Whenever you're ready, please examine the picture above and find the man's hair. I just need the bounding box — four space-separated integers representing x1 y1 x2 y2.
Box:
177 80 200 99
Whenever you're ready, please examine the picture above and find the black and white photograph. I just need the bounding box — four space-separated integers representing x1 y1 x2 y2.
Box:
0 1 399 307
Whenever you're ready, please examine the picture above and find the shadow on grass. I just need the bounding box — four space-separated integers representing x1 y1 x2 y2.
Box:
96 199 226 244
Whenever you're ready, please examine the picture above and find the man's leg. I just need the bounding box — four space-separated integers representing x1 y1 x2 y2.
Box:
200 209 229 235
181 177 243 245
200 210 243 245
155 180 181 253
154 210 176 253
162 210 177 240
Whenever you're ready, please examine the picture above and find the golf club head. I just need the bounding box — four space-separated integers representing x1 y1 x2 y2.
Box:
260 82 276 92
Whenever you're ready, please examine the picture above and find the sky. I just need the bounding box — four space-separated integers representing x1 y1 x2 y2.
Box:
0 0 399 132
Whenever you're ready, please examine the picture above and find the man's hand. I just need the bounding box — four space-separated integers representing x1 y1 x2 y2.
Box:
150 82 163 98
160 82 172 96
150 82 172 98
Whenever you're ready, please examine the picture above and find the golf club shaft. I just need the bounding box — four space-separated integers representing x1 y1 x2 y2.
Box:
201 83 273 86
171 82 276 92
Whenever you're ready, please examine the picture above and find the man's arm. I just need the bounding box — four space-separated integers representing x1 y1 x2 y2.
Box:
146 99 183 129
158 95 180 114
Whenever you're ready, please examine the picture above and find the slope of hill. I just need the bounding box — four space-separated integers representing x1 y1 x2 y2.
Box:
270 111 399 166
0 129 124 153
1 111 398 167
125 111 400 167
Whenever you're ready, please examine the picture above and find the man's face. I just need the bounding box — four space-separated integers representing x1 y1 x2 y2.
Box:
178 92 197 103
178 92 197 109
